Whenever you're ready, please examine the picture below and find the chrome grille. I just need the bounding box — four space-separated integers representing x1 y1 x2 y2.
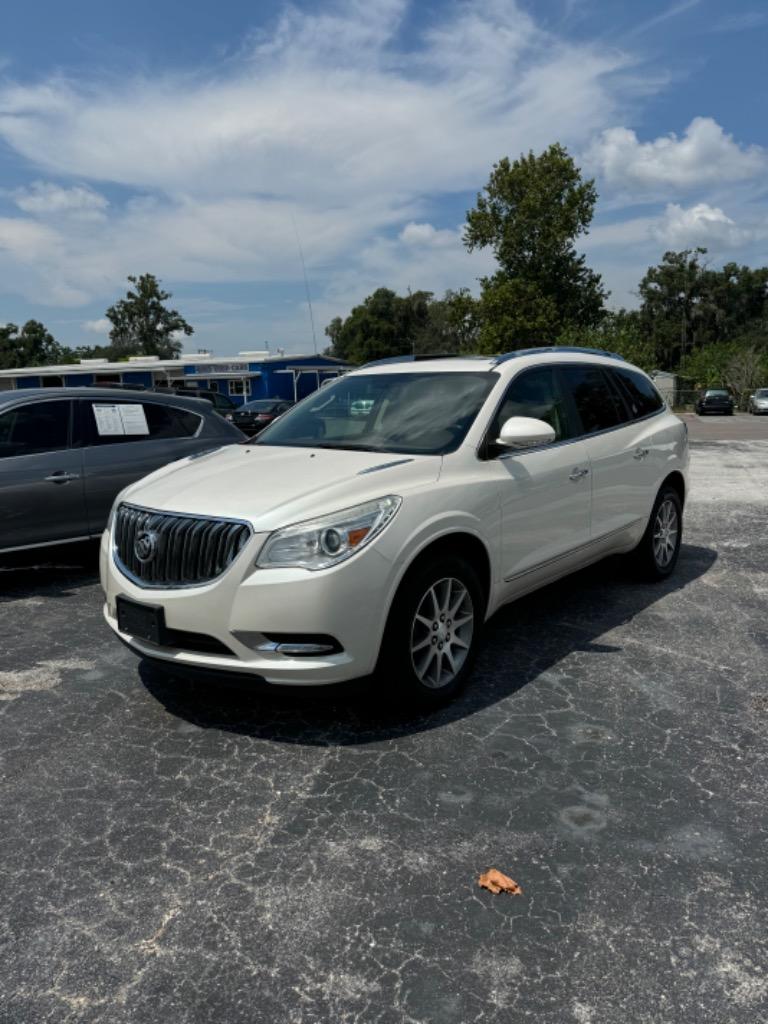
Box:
113 503 251 588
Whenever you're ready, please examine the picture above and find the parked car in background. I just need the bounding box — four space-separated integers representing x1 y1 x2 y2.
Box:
231 399 293 436
0 388 243 555
100 347 688 706
748 388 768 415
153 386 238 419
695 389 734 415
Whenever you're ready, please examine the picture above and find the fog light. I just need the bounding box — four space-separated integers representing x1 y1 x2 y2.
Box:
232 631 343 656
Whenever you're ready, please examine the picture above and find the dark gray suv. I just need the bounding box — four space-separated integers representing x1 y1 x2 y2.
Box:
0 388 243 554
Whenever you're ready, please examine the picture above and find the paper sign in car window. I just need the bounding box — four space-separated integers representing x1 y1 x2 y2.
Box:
93 404 125 435
118 404 149 435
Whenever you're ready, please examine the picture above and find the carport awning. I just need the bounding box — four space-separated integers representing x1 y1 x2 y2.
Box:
183 371 262 380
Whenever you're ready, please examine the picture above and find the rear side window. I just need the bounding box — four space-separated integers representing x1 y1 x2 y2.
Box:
560 365 624 435
82 401 201 446
0 400 70 458
488 367 572 448
610 368 664 419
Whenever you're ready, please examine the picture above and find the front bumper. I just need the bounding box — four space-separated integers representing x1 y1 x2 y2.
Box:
100 528 396 685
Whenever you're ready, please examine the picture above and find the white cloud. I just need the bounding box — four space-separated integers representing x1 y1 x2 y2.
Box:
83 318 110 334
0 0 764 336
588 117 766 192
14 181 108 218
0 0 639 312
398 222 458 248
625 0 702 38
652 202 755 249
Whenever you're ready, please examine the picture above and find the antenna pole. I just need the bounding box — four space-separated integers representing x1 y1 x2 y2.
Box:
292 215 318 354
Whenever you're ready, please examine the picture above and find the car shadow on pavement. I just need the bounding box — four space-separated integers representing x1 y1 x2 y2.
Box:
0 541 100 604
139 542 718 745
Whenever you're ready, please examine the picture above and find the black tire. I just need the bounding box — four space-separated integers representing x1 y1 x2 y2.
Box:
376 554 485 706
631 485 683 581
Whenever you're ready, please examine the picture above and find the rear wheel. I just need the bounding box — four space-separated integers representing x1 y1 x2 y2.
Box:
376 554 484 706
632 486 683 581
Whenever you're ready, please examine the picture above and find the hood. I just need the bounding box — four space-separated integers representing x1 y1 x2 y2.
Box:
121 443 441 530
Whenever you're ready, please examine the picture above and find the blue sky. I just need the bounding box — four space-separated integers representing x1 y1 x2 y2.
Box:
1 0 766 355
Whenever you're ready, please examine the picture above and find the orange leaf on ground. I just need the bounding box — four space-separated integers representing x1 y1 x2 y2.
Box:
478 869 523 896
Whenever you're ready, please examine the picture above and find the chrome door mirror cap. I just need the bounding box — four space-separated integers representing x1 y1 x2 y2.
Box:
496 416 556 449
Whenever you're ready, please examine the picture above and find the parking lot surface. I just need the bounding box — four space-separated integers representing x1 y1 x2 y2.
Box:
680 409 768 442
1 440 767 1024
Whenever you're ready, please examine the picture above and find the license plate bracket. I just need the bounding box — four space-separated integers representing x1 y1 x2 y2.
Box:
116 596 166 645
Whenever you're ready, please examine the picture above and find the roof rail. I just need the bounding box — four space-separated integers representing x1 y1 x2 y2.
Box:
359 353 463 369
359 355 415 369
493 346 626 365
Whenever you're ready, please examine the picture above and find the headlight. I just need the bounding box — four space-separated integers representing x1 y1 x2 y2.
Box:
256 496 401 571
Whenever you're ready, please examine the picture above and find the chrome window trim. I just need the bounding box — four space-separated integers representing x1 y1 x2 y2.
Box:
111 502 254 590
478 361 668 461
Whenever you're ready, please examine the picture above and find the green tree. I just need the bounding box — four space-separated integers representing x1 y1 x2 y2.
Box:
0 320 68 369
637 250 768 369
325 288 484 363
464 144 607 352
557 309 656 371
105 274 193 359
412 289 481 355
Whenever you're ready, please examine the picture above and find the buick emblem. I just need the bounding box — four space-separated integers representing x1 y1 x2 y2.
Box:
134 530 159 564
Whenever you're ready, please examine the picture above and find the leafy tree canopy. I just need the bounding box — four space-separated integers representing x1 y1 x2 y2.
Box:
557 310 656 372
0 320 69 370
325 288 479 364
464 143 607 350
637 249 768 370
105 274 193 360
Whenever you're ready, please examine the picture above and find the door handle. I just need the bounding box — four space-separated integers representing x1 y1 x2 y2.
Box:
633 447 650 460
569 467 589 481
44 472 80 483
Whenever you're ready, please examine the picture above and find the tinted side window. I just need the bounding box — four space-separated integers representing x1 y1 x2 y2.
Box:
488 367 571 448
560 366 624 435
611 368 664 419
144 403 201 438
83 401 201 446
0 400 70 458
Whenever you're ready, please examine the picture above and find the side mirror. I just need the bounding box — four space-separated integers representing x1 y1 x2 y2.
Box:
496 416 556 449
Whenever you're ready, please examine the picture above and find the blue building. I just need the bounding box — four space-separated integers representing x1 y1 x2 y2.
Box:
0 350 349 405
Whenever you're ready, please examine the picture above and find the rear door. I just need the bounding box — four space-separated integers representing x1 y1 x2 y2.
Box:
0 398 88 551
483 366 592 587
78 398 206 533
558 364 652 541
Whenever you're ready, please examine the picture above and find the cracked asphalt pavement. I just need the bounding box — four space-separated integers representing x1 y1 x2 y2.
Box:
1 440 766 1023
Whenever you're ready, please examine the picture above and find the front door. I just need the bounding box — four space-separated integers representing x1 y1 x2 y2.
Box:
483 366 592 589
0 398 88 551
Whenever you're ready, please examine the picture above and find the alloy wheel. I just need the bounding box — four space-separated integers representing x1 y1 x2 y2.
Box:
410 577 474 689
653 498 679 568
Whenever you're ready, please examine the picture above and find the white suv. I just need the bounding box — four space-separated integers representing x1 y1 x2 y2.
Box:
100 348 688 703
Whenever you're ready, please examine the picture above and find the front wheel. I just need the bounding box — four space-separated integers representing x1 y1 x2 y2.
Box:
376 555 485 706
631 486 683 581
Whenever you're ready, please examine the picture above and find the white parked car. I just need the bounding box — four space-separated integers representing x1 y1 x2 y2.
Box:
748 388 768 415
100 348 689 704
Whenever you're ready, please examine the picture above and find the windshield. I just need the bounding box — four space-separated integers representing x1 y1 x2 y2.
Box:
242 400 282 412
756 389 768 398
255 371 497 454
706 390 729 397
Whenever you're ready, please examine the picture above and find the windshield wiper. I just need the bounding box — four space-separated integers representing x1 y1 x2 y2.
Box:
309 442 385 452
